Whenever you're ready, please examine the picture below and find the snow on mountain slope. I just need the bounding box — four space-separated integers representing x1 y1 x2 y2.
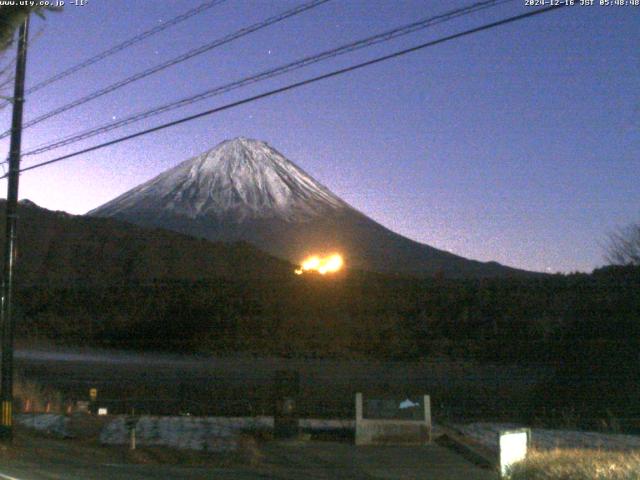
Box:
92 137 348 222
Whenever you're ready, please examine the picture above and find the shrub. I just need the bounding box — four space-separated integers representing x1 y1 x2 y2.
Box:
14 377 63 413
507 449 640 480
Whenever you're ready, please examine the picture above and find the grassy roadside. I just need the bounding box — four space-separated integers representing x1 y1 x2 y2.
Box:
507 449 640 480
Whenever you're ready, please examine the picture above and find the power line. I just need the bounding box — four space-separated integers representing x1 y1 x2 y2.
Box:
0 26 46 102
3 4 566 180
0 0 331 140
0 0 226 109
23 0 514 158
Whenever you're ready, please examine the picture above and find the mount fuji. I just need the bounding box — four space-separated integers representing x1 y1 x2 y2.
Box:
89 137 529 277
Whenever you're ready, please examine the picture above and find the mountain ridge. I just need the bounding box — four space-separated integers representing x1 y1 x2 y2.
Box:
90 137 536 278
1 199 293 286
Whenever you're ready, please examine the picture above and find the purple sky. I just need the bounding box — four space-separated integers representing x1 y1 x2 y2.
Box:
0 0 638 273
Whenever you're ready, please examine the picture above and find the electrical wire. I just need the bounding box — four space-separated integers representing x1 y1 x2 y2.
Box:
0 0 227 109
2 4 566 179
23 0 514 158
0 0 331 140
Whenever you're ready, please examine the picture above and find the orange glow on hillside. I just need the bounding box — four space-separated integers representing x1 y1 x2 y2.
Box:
294 254 344 275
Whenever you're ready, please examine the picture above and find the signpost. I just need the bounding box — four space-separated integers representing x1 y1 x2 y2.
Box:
125 411 138 450
499 428 530 478
273 370 300 438
89 387 98 414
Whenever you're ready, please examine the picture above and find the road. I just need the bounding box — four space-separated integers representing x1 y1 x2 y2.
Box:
0 430 497 480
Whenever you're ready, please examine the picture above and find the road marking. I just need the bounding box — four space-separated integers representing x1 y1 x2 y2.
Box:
0 472 23 480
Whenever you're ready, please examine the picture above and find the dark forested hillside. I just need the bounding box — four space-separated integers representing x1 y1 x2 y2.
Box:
3 200 638 377
0 200 292 285
5 198 639 422
15 266 640 363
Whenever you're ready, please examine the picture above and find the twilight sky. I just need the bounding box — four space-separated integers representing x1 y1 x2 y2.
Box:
0 0 638 273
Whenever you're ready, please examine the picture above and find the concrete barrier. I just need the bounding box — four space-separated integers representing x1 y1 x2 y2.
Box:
355 393 431 445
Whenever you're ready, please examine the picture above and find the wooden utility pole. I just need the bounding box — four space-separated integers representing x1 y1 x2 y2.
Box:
0 15 30 442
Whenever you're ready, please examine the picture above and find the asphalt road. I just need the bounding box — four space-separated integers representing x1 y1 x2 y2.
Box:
0 437 498 480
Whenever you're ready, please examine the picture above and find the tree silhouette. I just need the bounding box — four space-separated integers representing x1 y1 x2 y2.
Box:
0 6 59 105
605 222 640 266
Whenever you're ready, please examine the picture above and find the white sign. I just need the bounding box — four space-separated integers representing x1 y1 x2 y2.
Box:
399 399 419 409
97 407 108 416
499 429 530 477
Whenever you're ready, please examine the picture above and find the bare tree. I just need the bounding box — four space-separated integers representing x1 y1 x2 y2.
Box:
605 222 640 266
0 6 58 50
0 6 58 107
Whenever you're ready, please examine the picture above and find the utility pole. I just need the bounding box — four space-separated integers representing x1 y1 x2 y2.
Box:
0 16 30 442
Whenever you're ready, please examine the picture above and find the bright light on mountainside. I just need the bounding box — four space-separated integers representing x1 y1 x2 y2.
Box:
295 254 344 275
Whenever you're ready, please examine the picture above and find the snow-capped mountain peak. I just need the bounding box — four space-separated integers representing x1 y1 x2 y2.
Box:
91 137 349 221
